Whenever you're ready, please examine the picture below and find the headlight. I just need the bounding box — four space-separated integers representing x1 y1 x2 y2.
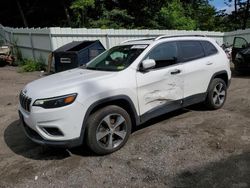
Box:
33 93 77 108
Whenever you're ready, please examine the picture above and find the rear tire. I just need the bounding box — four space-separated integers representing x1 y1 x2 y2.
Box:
85 105 132 155
205 78 227 110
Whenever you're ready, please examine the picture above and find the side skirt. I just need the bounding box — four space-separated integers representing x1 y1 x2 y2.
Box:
182 93 207 108
139 93 207 124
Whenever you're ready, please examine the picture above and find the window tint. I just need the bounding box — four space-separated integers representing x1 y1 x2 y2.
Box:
178 41 205 62
201 41 218 56
87 45 146 71
233 37 248 48
147 42 178 69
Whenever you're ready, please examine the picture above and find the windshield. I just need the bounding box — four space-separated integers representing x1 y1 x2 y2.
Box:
86 45 148 71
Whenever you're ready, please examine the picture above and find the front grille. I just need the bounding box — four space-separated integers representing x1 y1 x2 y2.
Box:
19 91 32 112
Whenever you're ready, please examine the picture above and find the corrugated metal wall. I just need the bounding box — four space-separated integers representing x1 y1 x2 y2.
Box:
224 29 250 46
49 27 224 50
1 25 249 63
0 25 52 62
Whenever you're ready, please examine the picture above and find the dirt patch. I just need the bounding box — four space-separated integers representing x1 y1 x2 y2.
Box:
0 66 250 187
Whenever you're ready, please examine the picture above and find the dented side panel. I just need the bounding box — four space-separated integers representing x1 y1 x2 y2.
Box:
136 64 184 115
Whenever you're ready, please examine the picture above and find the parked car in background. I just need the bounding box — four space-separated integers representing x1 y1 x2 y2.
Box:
232 37 250 72
0 43 15 65
19 35 231 155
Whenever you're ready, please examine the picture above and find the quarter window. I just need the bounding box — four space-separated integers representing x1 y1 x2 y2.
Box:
146 42 178 69
178 41 205 62
201 41 218 56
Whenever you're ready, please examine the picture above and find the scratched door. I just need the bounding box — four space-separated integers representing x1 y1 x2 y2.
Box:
136 41 184 115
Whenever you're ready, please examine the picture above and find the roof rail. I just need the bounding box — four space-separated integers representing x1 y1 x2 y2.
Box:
154 34 207 41
121 34 207 44
121 37 156 44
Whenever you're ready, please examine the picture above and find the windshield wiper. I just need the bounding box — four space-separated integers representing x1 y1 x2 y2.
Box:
86 67 118 71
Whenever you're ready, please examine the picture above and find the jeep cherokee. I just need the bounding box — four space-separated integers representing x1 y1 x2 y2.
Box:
19 35 231 155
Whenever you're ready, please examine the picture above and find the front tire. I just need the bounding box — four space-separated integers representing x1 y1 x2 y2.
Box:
85 105 132 155
205 78 227 110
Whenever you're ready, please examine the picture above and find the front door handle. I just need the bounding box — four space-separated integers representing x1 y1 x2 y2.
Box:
170 69 181 75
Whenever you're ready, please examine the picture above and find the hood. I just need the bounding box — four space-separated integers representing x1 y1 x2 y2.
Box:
24 68 115 99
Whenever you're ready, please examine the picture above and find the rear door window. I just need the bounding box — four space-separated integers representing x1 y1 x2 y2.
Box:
178 41 205 62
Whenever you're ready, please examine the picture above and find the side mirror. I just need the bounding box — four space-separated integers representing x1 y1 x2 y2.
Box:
141 59 156 71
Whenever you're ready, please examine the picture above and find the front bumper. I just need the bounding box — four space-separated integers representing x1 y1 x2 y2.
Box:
19 111 82 148
18 100 86 148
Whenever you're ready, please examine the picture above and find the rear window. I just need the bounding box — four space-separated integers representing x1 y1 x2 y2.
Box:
201 41 218 56
178 41 205 62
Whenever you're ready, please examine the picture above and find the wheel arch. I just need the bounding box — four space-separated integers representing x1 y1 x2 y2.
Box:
207 71 230 91
79 95 140 143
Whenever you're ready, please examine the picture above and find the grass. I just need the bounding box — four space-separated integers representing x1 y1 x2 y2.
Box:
17 58 46 72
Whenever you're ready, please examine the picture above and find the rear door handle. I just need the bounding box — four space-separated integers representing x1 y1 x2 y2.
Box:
170 69 181 75
206 62 213 65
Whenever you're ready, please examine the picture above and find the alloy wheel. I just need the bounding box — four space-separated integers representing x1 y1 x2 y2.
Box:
96 113 127 150
212 82 226 106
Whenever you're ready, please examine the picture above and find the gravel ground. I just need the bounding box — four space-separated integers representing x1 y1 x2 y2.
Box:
0 66 250 188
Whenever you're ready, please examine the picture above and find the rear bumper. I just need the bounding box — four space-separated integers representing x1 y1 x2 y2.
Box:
19 110 83 148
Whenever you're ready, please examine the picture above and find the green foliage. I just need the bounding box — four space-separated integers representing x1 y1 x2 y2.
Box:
12 38 23 61
1 0 249 32
68 0 224 30
158 0 196 30
187 2 218 31
90 9 135 28
18 58 46 72
214 10 237 31
70 0 95 10
70 0 95 27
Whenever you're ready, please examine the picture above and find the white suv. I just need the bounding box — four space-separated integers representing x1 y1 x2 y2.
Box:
19 35 231 154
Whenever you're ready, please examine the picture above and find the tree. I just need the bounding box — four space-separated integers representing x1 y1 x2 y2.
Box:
62 0 72 27
158 0 196 30
89 9 135 28
243 0 250 29
223 0 250 29
70 0 95 27
16 0 28 27
0 0 248 31
193 3 217 30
